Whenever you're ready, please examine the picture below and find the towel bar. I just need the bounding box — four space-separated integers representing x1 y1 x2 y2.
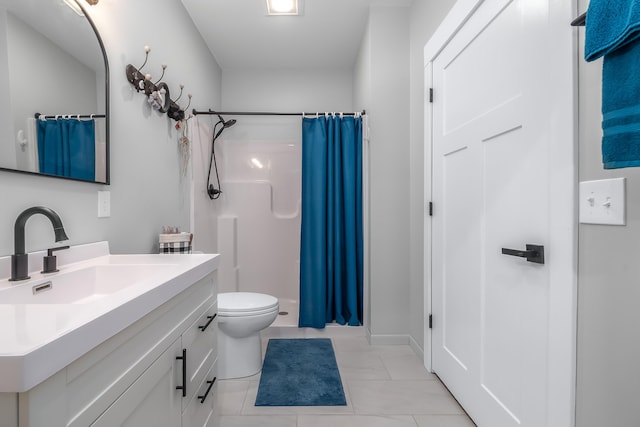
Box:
571 12 586 27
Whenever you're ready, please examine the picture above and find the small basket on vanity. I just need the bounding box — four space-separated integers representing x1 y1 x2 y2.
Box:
158 232 192 254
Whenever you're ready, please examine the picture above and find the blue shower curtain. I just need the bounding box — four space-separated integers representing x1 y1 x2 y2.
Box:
299 115 363 328
37 118 96 181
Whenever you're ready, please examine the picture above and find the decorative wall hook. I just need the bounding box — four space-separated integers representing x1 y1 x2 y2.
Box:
125 45 151 92
125 45 192 120
148 81 170 113
167 85 189 122
139 45 150 70
145 64 170 112
154 64 167 85
174 84 184 102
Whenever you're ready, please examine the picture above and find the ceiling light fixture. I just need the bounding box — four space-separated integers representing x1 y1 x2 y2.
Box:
266 0 299 15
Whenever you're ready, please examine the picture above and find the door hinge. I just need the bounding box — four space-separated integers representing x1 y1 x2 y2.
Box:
429 202 433 216
428 314 433 329
429 88 434 103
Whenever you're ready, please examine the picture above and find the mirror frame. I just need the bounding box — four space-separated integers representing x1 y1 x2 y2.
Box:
0 0 110 185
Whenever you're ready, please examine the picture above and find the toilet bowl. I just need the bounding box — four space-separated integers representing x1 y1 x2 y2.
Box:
217 292 279 379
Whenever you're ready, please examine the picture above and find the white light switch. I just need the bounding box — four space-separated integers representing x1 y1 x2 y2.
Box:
98 191 111 218
579 178 625 225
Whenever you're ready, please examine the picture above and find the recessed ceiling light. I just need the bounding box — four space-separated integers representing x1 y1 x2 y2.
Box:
266 0 299 15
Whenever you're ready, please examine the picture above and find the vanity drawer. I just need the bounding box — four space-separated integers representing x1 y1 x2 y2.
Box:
181 301 218 410
182 359 218 427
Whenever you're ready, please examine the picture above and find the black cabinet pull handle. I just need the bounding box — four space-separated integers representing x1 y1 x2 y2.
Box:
198 377 217 404
175 348 187 397
501 244 545 264
198 313 217 332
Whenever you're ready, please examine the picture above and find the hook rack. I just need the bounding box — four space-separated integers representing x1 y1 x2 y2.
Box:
126 45 191 118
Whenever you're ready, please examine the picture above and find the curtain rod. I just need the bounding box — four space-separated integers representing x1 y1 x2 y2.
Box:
35 113 106 119
192 109 366 117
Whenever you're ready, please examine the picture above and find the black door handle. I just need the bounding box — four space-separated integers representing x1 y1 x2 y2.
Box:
501 244 544 264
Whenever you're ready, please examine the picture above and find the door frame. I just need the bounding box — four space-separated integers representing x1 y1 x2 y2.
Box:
422 0 578 425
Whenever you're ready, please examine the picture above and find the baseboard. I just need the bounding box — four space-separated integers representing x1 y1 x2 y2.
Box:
368 334 410 345
264 325 367 339
409 335 424 359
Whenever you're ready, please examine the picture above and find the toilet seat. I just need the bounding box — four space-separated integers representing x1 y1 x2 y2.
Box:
218 292 279 317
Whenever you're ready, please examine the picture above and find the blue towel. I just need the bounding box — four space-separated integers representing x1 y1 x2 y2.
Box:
585 0 640 61
584 0 640 168
601 40 640 168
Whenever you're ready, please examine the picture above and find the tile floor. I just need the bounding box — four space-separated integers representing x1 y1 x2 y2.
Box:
217 335 476 427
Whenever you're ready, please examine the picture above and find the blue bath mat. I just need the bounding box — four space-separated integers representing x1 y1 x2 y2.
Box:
255 338 347 406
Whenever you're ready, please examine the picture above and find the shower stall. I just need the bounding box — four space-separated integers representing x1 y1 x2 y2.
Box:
191 113 367 335
192 115 302 327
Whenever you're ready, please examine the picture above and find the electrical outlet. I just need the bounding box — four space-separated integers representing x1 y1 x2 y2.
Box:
98 191 111 218
579 178 625 225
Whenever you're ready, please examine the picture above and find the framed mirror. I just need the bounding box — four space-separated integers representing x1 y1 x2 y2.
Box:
0 0 109 184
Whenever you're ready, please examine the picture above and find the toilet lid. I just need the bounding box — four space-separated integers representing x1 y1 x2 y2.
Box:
218 292 279 314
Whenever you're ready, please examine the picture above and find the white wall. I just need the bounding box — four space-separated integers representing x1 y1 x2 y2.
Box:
0 0 221 259
354 4 411 343
353 14 372 334
407 0 456 353
222 68 353 113
575 0 640 425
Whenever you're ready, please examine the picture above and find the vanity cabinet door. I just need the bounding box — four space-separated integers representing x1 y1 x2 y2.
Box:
182 359 218 427
90 338 182 427
181 303 218 411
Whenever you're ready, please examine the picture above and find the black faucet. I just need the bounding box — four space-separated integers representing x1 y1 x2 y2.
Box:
42 245 71 274
10 207 69 281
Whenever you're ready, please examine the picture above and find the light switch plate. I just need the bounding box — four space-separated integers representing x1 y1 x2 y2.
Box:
98 190 111 218
579 178 625 225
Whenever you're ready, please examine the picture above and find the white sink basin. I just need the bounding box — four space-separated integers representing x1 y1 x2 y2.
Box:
0 241 220 392
0 264 177 304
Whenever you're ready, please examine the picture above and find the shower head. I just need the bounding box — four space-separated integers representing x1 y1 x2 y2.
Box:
217 114 237 128
208 114 236 200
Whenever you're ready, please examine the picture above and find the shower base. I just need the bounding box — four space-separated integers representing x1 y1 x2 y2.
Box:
264 298 366 339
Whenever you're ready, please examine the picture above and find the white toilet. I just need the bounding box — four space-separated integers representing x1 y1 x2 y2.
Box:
217 292 279 379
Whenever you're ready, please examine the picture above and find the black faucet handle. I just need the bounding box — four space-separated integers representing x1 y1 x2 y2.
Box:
47 246 70 257
42 245 70 274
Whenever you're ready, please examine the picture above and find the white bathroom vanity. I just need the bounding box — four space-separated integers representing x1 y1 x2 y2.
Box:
0 242 220 426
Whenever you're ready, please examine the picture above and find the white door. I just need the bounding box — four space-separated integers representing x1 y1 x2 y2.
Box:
428 0 575 426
